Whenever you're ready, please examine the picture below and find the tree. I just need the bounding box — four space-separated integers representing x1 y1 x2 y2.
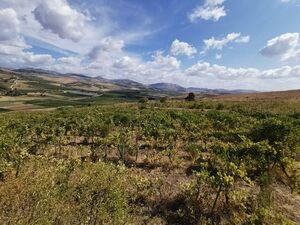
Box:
160 97 168 103
185 92 195 101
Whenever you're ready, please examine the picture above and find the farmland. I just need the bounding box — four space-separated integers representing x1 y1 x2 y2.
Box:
0 90 299 224
0 68 169 112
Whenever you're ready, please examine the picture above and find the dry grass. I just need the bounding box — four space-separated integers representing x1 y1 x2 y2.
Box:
212 90 300 102
38 75 79 84
0 95 44 102
39 75 120 91
0 102 43 111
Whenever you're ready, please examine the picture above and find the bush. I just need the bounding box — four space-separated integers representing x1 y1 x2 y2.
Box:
185 93 195 101
216 103 225 110
0 157 131 225
160 97 168 103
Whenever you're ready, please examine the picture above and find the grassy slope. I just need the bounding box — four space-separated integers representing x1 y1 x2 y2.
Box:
0 69 164 111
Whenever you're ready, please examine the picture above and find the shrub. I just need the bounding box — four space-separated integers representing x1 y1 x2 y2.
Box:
0 157 131 225
185 93 195 101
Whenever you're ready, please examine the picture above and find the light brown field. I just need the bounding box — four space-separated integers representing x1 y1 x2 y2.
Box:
38 75 78 84
212 89 300 101
0 95 43 102
38 75 120 91
0 102 43 111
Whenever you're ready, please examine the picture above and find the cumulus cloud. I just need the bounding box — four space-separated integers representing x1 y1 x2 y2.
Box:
0 7 54 68
0 8 20 42
151 51 181 69
185 61 258 80
57 56 82 65
33 0 89 42
170 39 197 57
189 0 226 22
86 51 181 83
113 56 140 70
87 48 299 88
88 37 125 60
260 33 300 62
205 0 226 6
189 6 226 22
47 56 84 73
185 61 300 80
204 32 250 51
0 44 54 67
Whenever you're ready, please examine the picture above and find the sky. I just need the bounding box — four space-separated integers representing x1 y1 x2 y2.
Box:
0 0 300 91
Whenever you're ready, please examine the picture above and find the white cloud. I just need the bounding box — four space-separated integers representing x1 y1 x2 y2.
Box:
0 8 20 41
235 36 250 43
33 0 89 42
87 51 181 83
0 0 116 55
189 0 226 22
0 7 54 68
185 61 258 80
170 39 197 57
57 56 82 65
86 51 299 90
0 43 54 67
113 56 140 70
88 37 124 60
49 56 84 73
189 6 226 22
260 33 300 62
151 51 181 69
204 32 250 51
185 61 300 80
205 0 225 6
0 0 153 58
280 0 300 3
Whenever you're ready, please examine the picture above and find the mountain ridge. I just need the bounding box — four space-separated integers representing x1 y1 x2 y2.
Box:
0 67 258 94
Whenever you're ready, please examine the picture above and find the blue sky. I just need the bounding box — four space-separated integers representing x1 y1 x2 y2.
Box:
0 0 300 91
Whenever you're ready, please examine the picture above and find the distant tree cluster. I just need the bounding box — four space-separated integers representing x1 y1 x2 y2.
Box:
5 89 24 96
185 92 195 101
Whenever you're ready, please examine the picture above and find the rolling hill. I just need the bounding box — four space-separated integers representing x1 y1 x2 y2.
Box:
1 67 258 95
0 67 262 112
149 83 187 92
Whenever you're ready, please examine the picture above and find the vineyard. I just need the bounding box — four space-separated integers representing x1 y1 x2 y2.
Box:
0 97 299 224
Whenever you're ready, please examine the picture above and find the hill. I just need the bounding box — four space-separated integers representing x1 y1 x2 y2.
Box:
111 79 146 89
0 67 279 112
0 68 163 111
149 83 187 92
187 87 258 94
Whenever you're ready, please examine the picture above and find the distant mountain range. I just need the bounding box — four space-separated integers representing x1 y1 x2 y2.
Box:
148 83 257 94
1 67 258 95
16 68 62 76
111 79 146 89
149 83 187 92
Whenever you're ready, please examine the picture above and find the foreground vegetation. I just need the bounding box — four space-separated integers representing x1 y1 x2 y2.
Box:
0 96 299 224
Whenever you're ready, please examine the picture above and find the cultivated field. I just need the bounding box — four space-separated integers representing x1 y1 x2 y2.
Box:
0 91 299 224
